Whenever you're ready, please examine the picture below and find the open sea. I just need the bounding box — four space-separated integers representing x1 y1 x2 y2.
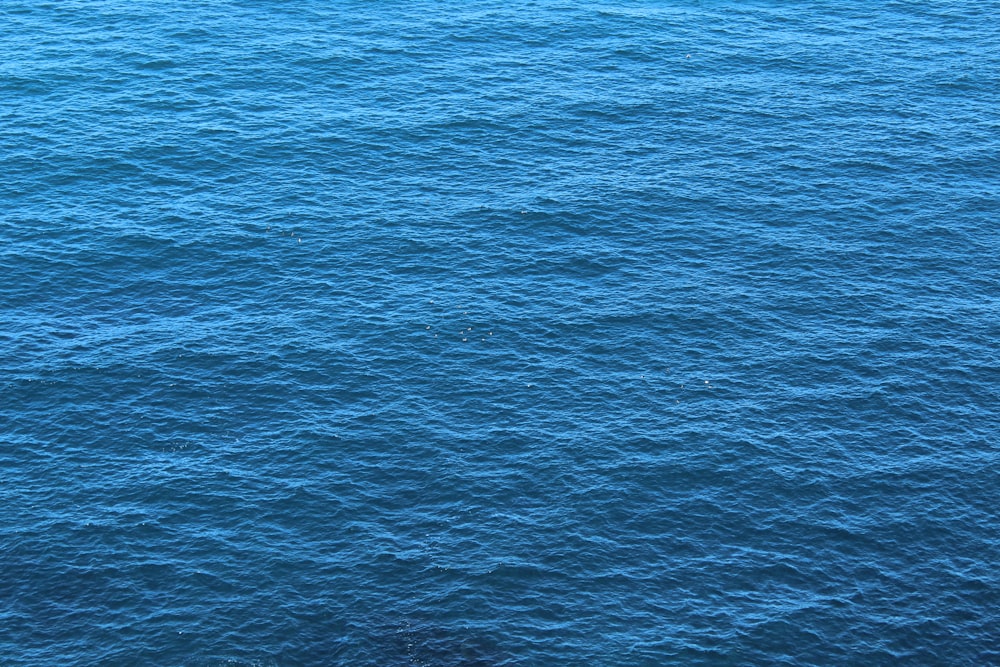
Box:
2 1 999 664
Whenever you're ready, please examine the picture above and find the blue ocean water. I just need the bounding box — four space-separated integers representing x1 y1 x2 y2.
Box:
2 0 999 664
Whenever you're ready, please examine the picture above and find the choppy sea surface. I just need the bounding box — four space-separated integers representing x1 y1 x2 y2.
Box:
3 1 999 664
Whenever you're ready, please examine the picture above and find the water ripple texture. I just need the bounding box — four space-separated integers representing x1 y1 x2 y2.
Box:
2 1 999 665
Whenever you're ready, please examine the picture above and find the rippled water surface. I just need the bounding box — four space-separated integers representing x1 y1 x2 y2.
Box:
3 1 999 665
